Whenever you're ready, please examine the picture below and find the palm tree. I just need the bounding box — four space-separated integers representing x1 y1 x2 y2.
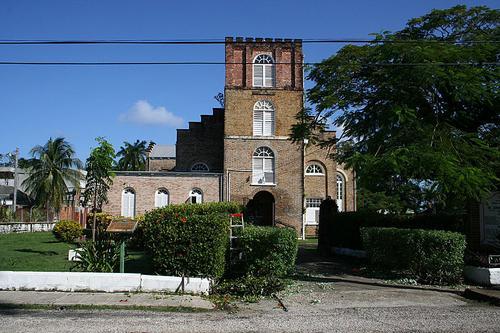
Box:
22 137 83 220
116 140 148 171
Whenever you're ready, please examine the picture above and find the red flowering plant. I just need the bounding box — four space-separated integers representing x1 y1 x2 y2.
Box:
142 202 243 278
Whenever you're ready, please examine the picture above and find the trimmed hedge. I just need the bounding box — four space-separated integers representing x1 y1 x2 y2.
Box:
323 211 464 250
238 226 298 277
53 220 83 243
361 227 466 285
142 202 243 278
148 202 243 218
144 212 229 278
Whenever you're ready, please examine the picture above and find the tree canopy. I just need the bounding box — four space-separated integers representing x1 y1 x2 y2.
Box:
116 140 148 171
293 5 499 213
82 137 115 211
22 137 82 216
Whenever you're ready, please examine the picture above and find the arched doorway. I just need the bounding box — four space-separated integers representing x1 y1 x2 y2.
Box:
246 191 275 226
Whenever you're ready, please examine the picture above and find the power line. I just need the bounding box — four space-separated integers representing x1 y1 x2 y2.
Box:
0 38 497 45
0 61 497 66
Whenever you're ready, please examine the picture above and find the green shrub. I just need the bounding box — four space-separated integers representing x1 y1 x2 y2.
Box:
53 220 83 243
73 239 121 272
148 202 243 219
143 211 231 278
320 211 464 250
361 227 466 285
86 212 113 235
237 226 298 278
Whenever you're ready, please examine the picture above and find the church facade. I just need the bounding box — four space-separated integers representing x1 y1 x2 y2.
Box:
103 37 356 237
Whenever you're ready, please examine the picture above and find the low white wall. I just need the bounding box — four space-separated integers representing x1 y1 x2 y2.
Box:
464 266 500 286
0 271 211 294
0 222 55 234
0 271 141 292
141 275 211 294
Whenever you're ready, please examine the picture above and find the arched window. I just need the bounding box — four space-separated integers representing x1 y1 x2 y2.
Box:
253 54 275 88
191 162 209 172
336 173 345 212
305 163 324 175
121 188 136 218
189 188 203 204
252 147 275 185
253 100 275 136
154 188 169 208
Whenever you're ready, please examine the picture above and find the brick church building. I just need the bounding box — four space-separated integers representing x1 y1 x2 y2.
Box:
103 37 356 237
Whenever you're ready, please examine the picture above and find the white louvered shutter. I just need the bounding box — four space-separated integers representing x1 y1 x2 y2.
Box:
254 64 263 87
121 192 127 217
253 110 263 136
263 158 274 184
263 111 274 136
264 65 275 87
252 158 264 183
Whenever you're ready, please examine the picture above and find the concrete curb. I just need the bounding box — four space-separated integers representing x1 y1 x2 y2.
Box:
464 266 500 286
464 288 500 306
0 271 211 294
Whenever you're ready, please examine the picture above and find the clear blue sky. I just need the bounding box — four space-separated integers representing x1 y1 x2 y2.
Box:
0 0 496 161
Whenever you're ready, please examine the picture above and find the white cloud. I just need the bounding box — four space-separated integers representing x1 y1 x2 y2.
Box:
119 100 184 127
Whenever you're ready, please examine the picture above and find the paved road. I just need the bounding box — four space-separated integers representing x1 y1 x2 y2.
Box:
1 300 499 333
1 242 498 332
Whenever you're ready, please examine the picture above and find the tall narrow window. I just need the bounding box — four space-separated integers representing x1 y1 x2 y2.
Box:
121 188 136 218
154 189 169 208
336 173 345 212
252 147 275 185
253 101 275 136
253 54 275 88
189 188 203 204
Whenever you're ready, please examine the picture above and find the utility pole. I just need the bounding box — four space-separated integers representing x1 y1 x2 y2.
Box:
12 148 19 214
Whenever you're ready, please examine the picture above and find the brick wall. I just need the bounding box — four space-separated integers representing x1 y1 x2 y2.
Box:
148 158 176 171
175 108 224 172
224 138 304 232
103 173 222 216
224 89 303 137
225 37 303 90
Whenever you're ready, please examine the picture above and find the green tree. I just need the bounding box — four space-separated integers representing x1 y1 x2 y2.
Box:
116 140 148 171
22 137 83 220
82 137 116 241
293 5 499 213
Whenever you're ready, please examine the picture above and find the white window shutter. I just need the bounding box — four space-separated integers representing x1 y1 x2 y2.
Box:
254 65 263 87
253 111 263 136
252 158 264 183
121 192 127 217
263 158 274 183
263 111 274 136
264 65 275 87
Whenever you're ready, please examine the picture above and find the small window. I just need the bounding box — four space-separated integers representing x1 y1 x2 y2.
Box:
154 189 169 208
252 147 275 185
305 198 322 225
305 163 324 175
253 100 275 136
189 188 203 204
191 163 209 172
336 173 345 212
253 54 275 88
306 198 322 208
121 188 136 218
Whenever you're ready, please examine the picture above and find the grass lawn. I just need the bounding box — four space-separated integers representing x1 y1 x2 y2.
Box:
0 232 74 271
0 232 152 273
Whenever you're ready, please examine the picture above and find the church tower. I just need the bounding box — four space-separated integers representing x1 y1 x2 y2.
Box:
223 37 305 231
